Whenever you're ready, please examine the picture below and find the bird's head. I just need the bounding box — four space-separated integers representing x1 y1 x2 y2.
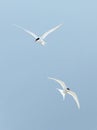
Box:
35 38 40 42
67 88 70 90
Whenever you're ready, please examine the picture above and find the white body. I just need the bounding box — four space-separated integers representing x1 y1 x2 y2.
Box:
48 77 80 109
14 24 62 46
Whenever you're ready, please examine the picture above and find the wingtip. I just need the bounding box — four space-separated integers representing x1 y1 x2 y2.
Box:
48 77 55 81
48 77 52 79
78 105 80 109
59 23 63 26
48 77 55 80
61 23 63 25
12 24 19 27
12 24 19 28
12 24 24 30
77 102 80 109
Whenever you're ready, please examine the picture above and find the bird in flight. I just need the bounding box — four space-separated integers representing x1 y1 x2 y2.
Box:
14 24 62 46
48 77 80 109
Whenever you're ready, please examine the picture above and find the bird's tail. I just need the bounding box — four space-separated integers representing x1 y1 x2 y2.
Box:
42 41 46 46
57 88 65 100
39 40 46 46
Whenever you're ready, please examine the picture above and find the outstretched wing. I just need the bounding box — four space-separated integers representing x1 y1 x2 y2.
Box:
41 24 62 39
13 24 38 39
67 90 80 109
48 77 67 90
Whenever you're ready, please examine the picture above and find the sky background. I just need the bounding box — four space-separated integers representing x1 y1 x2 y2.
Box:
0 0 97 130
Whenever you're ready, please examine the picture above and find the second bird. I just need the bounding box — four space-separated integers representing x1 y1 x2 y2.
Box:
48 77 80 109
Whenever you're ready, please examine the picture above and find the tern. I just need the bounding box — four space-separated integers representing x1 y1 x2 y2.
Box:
48 77 80 109
14 24 62 46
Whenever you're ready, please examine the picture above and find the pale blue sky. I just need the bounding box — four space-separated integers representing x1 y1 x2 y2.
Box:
0 0 97 130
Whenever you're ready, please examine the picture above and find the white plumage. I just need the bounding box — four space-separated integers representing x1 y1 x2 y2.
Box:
14 24 62 46
48 77 80 109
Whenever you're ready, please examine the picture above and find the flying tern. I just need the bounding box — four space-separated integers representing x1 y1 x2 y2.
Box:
14 24 62 46
48 77 80 109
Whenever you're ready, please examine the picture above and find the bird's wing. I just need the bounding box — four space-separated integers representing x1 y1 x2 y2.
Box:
67 90 80 109
48 77 67 90
13 24 38 39
41 24 62 39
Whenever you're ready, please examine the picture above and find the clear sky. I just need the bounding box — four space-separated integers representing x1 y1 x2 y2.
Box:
0 0 97 130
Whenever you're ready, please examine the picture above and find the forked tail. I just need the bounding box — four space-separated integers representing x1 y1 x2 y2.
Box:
57 88 65 100
39 40 46 46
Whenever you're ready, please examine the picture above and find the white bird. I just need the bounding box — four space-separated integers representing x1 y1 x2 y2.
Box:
48 77 80 109
14 24 62 46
